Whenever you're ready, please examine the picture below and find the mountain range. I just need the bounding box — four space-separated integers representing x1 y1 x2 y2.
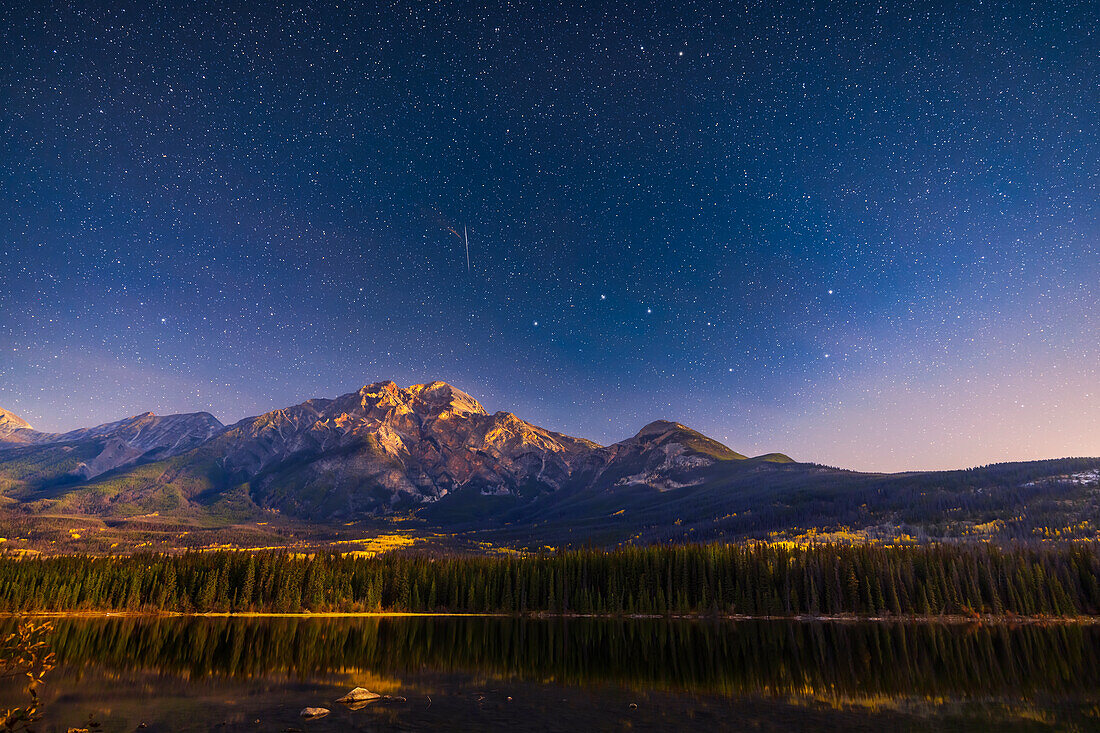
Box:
1 381 1098 550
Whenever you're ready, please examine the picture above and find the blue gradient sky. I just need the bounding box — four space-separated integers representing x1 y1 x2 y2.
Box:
1 0 1097 471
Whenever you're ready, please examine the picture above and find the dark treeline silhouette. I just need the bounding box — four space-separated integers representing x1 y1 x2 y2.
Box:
1 543 1099 616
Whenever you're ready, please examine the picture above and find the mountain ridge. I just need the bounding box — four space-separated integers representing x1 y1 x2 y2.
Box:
0 381 785 521
0 408 225 480
1 381 1098 552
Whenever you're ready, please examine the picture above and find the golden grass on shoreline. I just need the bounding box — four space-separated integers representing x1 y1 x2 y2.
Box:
2 610 1099 625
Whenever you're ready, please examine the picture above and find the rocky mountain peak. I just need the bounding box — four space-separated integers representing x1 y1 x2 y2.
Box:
613 419 747 463
634 420 688 438
356 380 404 406
406 381 487 418
345 381 487 421
0 407 32 433
214 380 601 514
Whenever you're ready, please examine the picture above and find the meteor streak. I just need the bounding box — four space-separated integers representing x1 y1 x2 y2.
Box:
443 223 470 272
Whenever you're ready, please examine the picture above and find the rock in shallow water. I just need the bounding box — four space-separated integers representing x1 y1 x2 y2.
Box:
336 686 381 703
299 707 330 718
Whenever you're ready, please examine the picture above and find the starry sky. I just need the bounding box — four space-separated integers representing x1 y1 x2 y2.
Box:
1 0 1097 472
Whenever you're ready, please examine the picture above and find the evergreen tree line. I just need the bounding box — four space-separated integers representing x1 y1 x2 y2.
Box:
1 543 1099 616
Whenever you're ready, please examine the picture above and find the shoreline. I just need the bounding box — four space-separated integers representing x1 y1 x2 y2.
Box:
2 610 1098 625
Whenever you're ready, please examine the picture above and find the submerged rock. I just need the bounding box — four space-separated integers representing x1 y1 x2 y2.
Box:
299 707 330 719
342 700 376 711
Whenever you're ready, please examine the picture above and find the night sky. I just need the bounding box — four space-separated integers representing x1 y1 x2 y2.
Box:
1 1 1097 471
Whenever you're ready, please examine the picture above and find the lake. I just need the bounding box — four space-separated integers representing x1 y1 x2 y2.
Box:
2 616 1099 731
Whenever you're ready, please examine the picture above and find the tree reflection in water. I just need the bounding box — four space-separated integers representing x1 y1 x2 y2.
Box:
33 616 1100 700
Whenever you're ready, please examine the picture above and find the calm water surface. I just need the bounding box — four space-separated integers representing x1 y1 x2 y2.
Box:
3 616 1099 731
